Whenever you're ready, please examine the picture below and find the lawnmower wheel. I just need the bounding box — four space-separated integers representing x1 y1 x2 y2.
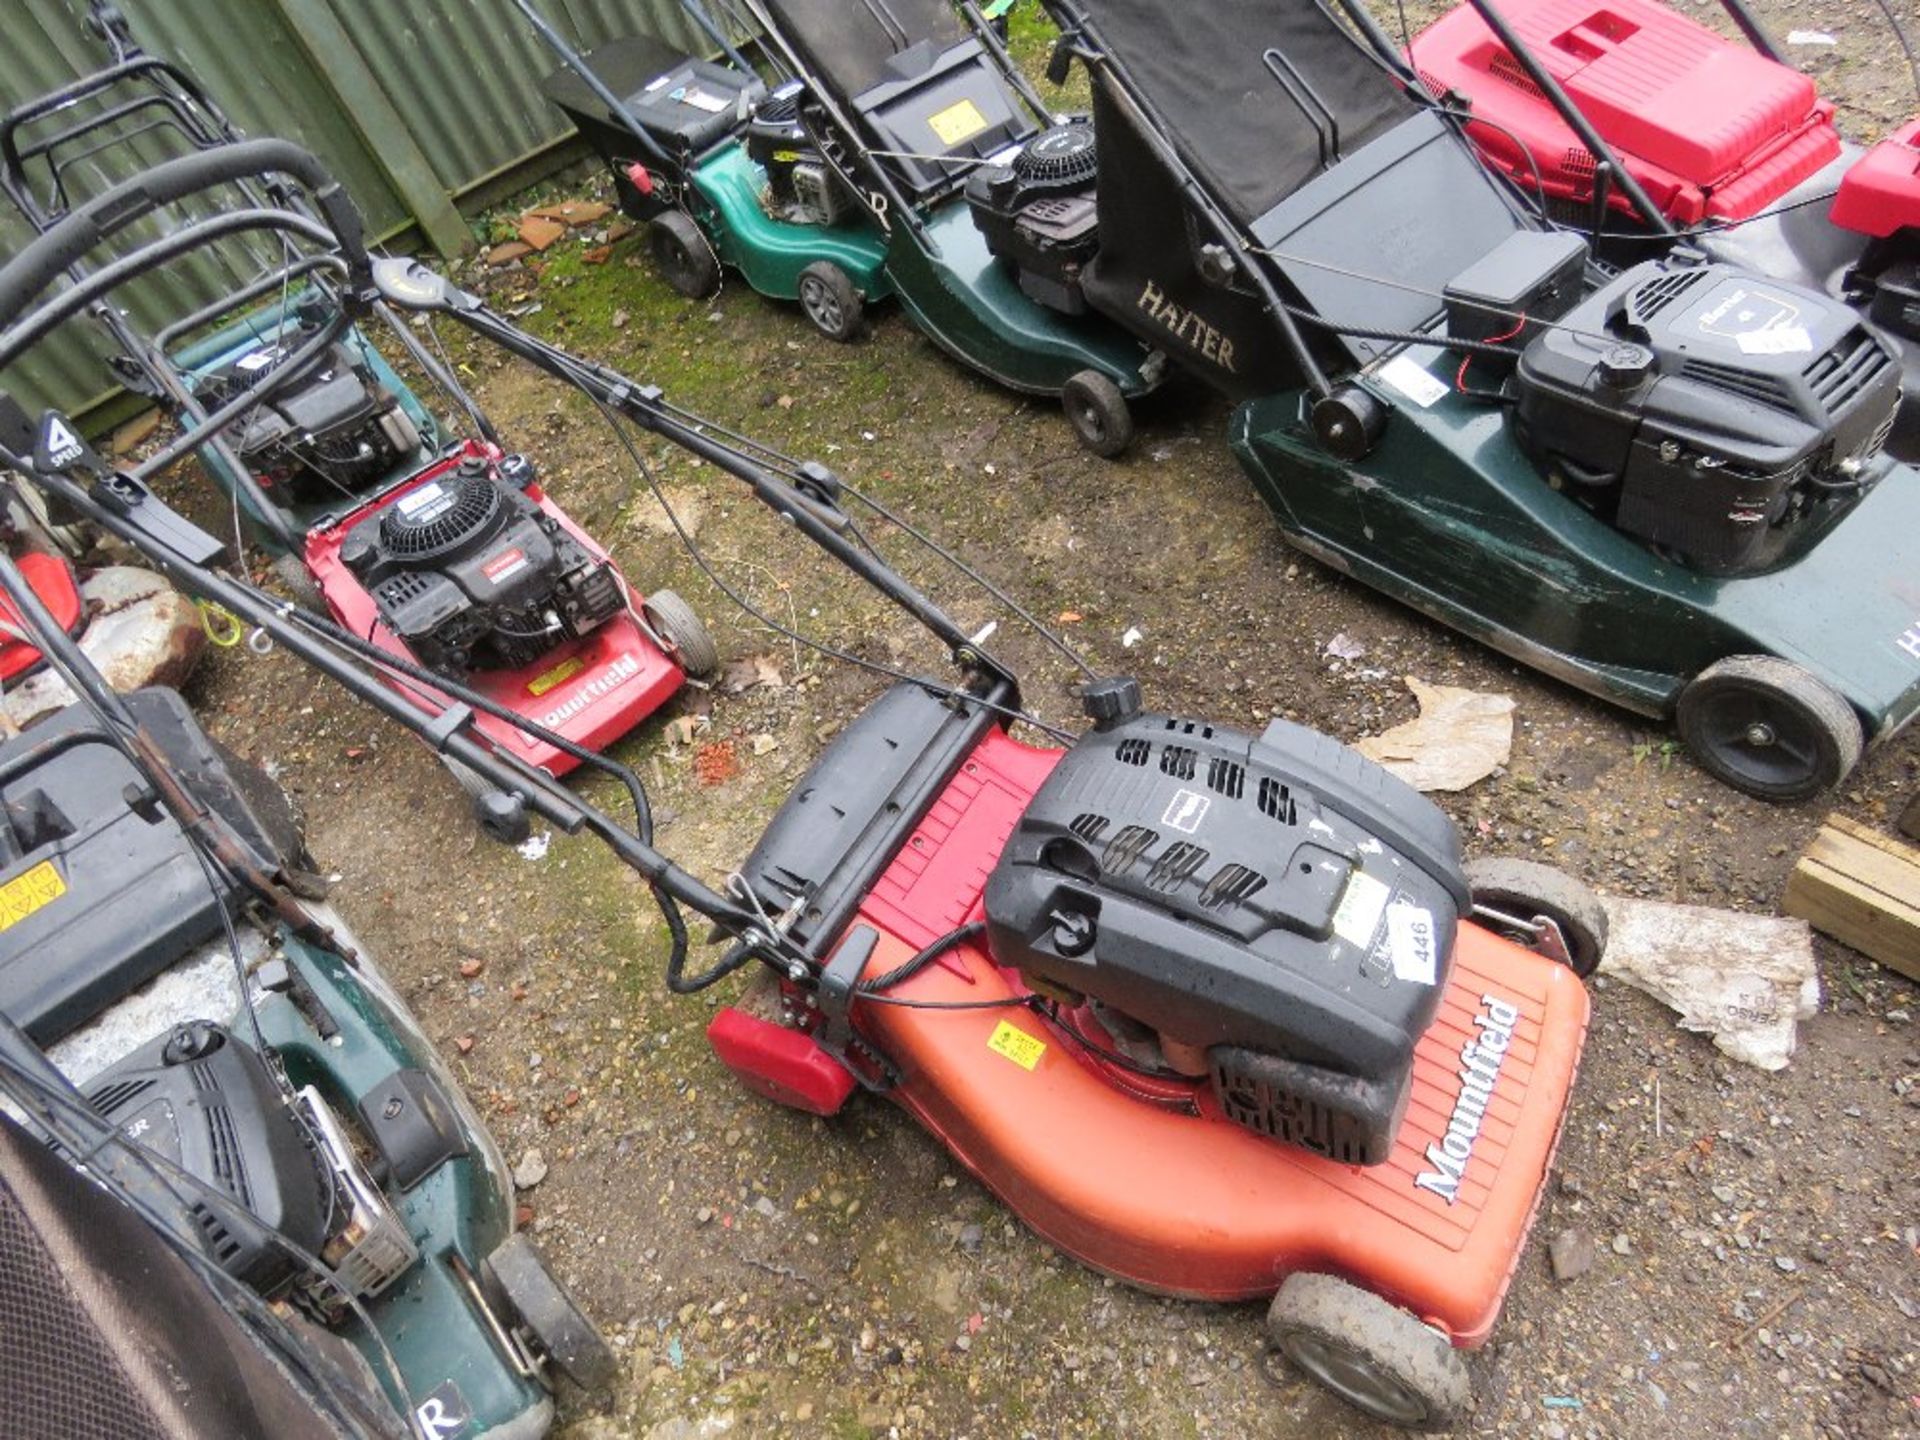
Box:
1464 857 1607 978
1676 656 1862 802
269 552 326 614
483 1232 617 1395
649 211 720 298
797 261 863 342
1062 370 1133 457
643 588 719 678
1264 1273 1471 1431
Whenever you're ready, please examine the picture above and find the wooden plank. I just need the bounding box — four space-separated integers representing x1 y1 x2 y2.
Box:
267 0 471 259
1783 817 1920 982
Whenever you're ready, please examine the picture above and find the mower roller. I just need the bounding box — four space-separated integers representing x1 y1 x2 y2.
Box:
3 139 1599 1429
1 6 717 795
517 0 1161 457
1398 0 1920 459
1033 0 1920 802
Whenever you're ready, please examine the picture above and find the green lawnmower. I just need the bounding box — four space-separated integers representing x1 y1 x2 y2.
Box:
520 0 1161 456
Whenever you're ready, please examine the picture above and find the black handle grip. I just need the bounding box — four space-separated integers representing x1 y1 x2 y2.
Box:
0 138 368 329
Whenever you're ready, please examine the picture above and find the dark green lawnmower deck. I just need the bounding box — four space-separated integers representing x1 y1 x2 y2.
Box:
1230 355 1920 745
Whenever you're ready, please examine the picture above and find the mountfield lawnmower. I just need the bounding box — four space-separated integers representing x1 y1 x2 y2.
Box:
3 141 1600 1429
1033 0 1920 802
1396 0 1920 457
515 0 1160 456
0 539 613 1437
1 16 718 801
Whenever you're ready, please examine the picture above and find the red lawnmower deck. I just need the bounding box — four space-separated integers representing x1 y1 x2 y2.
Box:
710 716 1589 1346
1410 0 1840 223
304 442 683 776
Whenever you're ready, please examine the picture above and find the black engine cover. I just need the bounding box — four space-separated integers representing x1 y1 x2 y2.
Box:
1514 257 1901 573
339 454 622 674
985 709 1468 1164
201 334 416 503
966 123 1101 315
83 1023 333 1296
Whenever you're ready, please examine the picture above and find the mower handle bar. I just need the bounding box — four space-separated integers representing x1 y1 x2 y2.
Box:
0 138 371 340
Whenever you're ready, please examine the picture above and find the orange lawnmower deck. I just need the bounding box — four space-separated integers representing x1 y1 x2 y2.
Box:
711 722 1589 1346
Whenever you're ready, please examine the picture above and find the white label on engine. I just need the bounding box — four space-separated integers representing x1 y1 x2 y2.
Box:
1736 324 1813 356
1161 789 1211 834
1332 869 1391 949
236 347 282 372
1375 353 1447 408
1386 901 1439 985
396 481 453 522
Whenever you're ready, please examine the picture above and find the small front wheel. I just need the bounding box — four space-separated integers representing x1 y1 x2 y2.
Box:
1676 655 1862 802
1464 857 1608 978
796 260 863 342
642 588 719 678
649 210 720 298
1061 369 1134 457
1265 1273 1471 1431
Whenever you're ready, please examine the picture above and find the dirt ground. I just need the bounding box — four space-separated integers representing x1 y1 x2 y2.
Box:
175 5 1919 1438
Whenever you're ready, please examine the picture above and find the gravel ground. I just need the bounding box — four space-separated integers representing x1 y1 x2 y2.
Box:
176 4 1919 1437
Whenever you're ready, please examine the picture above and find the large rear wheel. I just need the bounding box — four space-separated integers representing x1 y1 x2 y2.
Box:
649 211 720 299
1265 1273 1471 1431
1676 655 1862 802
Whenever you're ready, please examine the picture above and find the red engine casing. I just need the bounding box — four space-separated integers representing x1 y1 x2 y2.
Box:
709 721 1590 1346
0 552 85 687
303 441 682 775
1832 118 1920 239
1412 0 1840 224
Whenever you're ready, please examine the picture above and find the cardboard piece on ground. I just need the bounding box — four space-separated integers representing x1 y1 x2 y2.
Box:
516 215 567 251
1599 896 1819 1071
1783 814 1920 982
1354 676 1515 792
527 200 612 227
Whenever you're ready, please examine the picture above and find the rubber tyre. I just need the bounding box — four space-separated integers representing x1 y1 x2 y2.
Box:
1464 857 1608 979
643 588 719 678
796 260 863 342
649 210 720 298
1062 369 1133 457
484 1232 617 1394
1676 655 1863 803
1265 1273 1471 1432
269 552 326 615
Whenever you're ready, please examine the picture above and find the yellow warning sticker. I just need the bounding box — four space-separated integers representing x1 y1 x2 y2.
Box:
0 861 65 932
927 98 990 148
987 1020 1046 1071
527 654 586 698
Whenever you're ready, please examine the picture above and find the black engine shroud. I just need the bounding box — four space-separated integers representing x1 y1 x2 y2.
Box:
984 704 1469 1166
339 452 623 674
966 122 1102 316
199 332 419 503
1513 256 1902 574
83 1023 333 1296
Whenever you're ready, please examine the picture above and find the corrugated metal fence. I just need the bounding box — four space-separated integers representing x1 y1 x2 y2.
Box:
0 0 710 416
